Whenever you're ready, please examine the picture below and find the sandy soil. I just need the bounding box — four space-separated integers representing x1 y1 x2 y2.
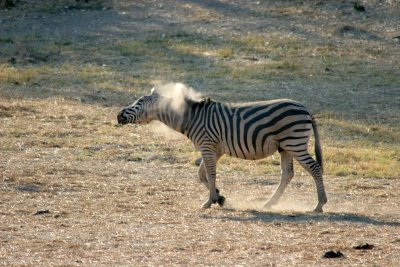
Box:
1 152 400 266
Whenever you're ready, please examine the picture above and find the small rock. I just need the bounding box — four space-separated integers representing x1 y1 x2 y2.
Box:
323 250 345 258
353 243 374 250
353 2 365 12
8 57 16 64
33 210 50 216
17 185 41 192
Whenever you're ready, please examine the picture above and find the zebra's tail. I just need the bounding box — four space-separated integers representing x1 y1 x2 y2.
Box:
311 115 323 174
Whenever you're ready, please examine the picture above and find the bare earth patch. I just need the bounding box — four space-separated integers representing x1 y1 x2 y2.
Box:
1 146 400 265
1 1 399 266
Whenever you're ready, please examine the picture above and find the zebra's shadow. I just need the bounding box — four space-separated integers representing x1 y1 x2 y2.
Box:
205 209 400 227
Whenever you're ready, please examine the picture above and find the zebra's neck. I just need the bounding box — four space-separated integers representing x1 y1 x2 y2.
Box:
153 101 191 135
152 98 215 139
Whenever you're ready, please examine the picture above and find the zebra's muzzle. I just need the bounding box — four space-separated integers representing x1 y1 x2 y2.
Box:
117 114 128 125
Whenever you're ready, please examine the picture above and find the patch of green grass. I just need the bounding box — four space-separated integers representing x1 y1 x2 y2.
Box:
127 155 144 162
118 41 148 57
319 117 399 179
320 118 400 145
241 35 266 49
274 60 300 71
0 64 49 84
53 40 73 47
0 37 14 44
267 35 306 52
217 47 234 59
229 64 267 80
325 146 399 179
0 63 117 88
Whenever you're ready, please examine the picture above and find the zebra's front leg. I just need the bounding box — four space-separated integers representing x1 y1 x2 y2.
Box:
198 161 225 207
200 151 224 208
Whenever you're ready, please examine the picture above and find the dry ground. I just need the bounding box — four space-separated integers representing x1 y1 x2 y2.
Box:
1 1 400 266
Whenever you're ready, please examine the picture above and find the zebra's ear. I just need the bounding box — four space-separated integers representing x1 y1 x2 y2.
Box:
150 87 159 95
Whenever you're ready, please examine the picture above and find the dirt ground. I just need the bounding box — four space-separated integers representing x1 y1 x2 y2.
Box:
2 155 400 266
1 0 400 266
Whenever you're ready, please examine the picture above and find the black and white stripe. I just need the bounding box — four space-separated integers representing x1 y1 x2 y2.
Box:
117 88 327 212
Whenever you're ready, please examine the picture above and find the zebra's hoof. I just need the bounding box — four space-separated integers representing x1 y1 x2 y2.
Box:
262 200 275 210
201 200 212 209
201 203 211 209
217 195 226 207
313 207 323 213
194 157 202 166
262 205 272 211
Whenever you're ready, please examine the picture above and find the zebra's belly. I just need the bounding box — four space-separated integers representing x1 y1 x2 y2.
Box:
221 141 278 160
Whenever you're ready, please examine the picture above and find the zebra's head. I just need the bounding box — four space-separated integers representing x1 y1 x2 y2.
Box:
117 88 160 125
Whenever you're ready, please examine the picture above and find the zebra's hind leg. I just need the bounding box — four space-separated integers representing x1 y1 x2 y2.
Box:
263 151 294 210
294 153 327 213
198 155 225 208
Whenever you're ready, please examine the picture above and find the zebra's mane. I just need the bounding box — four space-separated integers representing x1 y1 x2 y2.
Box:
184 96 213 108
198 97 212 104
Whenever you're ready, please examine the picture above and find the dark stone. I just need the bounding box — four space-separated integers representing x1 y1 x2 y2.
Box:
323 250 345 258
353 243 374 250
33 210 50 216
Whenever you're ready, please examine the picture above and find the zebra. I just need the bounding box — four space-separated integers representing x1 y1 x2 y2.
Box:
117 86 327 212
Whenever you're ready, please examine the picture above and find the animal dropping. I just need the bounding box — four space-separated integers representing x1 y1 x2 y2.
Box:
117 83 327 212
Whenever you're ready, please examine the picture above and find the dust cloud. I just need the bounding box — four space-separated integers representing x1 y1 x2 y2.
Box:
226 194 312 212
153 82 202 113
148 120 184 140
